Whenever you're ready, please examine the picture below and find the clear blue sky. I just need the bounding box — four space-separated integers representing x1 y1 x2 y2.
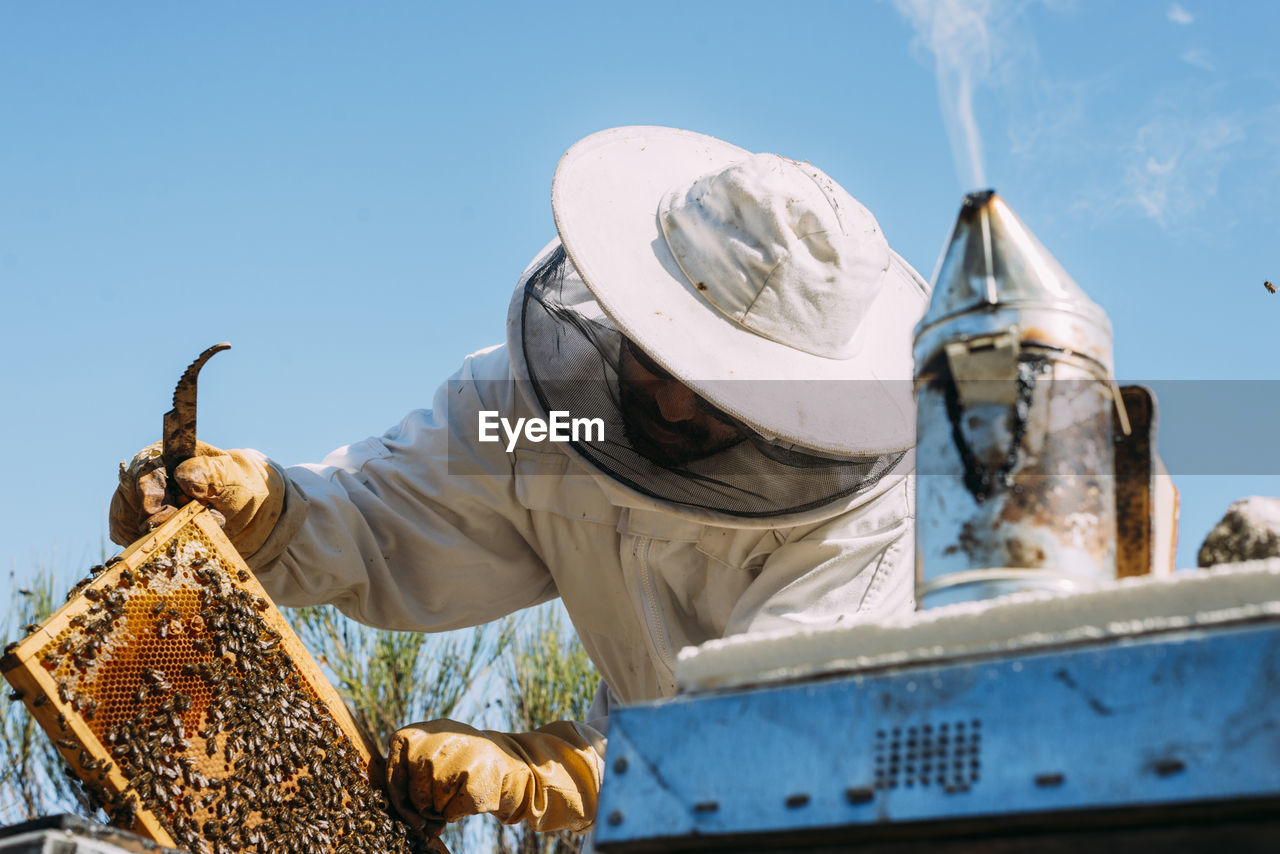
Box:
3 1 1279 601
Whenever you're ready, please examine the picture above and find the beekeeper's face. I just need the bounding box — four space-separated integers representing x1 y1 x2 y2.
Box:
616 337 745 466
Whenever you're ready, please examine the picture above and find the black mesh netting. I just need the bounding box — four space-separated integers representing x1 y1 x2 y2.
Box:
517 241 904 517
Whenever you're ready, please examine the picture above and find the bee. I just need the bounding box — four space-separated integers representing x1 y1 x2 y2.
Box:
112 798 138 828
1267 280 1276 294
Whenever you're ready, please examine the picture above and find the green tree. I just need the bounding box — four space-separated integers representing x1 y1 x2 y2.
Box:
288 606 512 852
288 606 511 753
493 604 599 854
0 566 100 824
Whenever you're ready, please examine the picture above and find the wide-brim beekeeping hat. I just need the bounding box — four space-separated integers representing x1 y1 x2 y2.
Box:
552 126 928 456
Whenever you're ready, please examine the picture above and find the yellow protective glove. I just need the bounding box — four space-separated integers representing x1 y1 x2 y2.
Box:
385 719 603 834
109 441 284 557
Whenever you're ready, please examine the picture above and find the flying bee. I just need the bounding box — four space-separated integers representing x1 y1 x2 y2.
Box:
1267 280 1276 294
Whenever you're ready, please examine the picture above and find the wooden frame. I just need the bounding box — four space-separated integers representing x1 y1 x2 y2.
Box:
1 503 389 851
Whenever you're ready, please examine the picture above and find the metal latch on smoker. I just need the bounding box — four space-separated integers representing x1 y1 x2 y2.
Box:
944 330 1022 408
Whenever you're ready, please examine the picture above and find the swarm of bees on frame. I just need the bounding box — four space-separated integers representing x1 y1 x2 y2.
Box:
5 524 427 854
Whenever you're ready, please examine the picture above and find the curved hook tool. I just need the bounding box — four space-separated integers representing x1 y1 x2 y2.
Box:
161 342 231 479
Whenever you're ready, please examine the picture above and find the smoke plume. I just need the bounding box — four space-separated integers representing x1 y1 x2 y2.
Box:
892 0 997 191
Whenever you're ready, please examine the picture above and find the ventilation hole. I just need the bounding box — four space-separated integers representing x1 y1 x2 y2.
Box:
874 718 984 792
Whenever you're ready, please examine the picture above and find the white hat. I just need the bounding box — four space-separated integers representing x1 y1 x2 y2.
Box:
552 126 928 456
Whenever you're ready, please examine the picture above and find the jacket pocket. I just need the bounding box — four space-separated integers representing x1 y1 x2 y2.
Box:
513 449 619 526
694 525 782 571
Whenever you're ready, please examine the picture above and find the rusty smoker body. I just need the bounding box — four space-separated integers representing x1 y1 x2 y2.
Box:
914 191 1122 609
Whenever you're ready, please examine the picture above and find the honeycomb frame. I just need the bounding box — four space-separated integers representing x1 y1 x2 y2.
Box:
1 502 402 852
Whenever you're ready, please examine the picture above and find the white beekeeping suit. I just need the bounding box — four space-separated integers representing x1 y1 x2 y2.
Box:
253 339 919 701
110 126 929 843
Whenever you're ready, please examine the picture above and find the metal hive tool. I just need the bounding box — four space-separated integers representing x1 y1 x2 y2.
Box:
1 503 431 854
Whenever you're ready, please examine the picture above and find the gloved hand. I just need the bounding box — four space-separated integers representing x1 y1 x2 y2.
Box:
109 441 285 557
385 719 603 834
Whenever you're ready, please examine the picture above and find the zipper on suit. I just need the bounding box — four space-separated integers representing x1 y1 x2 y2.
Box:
635 538 677 677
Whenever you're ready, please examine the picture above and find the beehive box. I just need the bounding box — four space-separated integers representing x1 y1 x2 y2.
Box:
2 502 431 854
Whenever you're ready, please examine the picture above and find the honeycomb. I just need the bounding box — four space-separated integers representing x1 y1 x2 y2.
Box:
2 503 431 854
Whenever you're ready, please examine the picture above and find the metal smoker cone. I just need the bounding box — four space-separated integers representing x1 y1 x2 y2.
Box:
915 189 1115 377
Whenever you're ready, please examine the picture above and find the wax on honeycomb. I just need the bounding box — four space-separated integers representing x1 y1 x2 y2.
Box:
2 504 427 854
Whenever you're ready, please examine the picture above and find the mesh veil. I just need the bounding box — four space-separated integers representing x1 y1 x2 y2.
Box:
518 242 905 518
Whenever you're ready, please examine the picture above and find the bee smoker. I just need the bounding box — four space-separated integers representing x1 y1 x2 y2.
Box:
914 190 1126 609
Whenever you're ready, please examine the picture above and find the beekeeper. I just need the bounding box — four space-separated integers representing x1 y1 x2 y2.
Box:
110 126 928 837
